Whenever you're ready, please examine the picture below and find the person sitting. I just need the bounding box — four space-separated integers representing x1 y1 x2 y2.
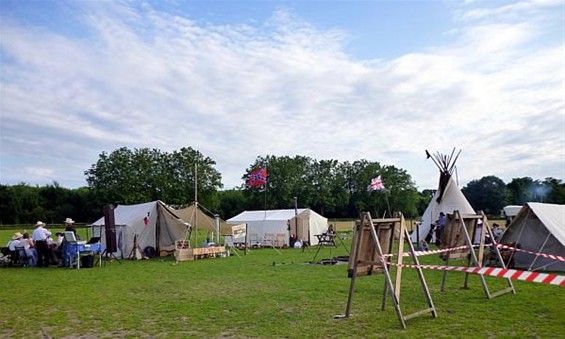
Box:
20 232 37 267
6 232 23 266
7 232 23 251
492 223 503 242
327 224 335 235
51 232 65 265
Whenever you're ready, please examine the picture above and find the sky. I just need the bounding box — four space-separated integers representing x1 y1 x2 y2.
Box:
1 0 564 191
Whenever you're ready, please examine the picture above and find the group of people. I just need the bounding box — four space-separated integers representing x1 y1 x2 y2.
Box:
419 213 505 251
4 218 78 267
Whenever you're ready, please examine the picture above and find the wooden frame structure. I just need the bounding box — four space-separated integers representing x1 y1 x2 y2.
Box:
342 212 437 329
440 210 515 298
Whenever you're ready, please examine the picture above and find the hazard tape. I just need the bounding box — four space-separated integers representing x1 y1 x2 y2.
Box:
388 262 565 287
496 244 565 263
403 245 472 257
382 245 473 258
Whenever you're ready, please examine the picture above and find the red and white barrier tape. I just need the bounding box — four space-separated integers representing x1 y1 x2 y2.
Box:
382 245 473 258
403 245 472 257
496 244 565 263
389 262 565 287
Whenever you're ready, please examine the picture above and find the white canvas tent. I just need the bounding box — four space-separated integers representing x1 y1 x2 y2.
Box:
411 149 475 243
227 209 328 246
90 200 190 259
502 205 522 224
499 202 565 272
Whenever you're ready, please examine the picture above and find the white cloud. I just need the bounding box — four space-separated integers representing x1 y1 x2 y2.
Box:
0 1 563 191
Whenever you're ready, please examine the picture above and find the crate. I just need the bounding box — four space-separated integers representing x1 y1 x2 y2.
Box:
174 240 194 261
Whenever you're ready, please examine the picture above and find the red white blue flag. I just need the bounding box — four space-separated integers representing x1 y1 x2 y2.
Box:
246 167 268 187
367 175 385 191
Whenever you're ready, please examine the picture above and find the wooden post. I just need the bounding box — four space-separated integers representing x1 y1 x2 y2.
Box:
340 211 437 329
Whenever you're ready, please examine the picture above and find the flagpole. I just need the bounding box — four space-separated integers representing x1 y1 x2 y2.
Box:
194 163 198 249
263 184 267 219
385 190 391 217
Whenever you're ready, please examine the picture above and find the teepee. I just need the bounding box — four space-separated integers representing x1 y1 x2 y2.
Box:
410 149 475 243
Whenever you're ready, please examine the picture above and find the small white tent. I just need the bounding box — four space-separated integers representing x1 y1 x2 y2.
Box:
411 149 475 243
502 205 522 224
499 202 565 272
227 209 328 246
90 201 190 259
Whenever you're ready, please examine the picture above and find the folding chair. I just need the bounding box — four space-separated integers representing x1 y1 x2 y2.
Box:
0 247 12 267
10 247 29 267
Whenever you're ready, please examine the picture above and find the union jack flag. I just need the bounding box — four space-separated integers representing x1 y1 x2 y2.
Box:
246 167 268 187
367 175 385 191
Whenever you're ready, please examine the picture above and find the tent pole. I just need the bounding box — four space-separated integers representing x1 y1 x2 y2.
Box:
528 231 551 271
194 163 198 248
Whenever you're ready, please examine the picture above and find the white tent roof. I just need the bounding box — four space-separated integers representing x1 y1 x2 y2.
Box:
503 205 522 218
227 208 328 246
526 202 565 245
90 200 189 258
500 202 565 271
228 209 309 222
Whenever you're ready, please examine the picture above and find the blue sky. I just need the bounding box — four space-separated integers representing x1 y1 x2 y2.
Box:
1 0 564 191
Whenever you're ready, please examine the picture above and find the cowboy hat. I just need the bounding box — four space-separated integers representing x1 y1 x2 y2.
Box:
64 218 75 224
35 221 46 227
12 232 23 240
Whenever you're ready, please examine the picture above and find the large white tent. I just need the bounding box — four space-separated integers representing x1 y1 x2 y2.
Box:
227 209 328 246
410 149 475 243
90 200 190 258
499 202 565 272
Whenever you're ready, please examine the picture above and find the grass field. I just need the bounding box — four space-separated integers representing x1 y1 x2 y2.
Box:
1 227 563 338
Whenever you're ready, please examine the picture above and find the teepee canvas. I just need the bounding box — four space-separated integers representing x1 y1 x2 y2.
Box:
410 149 475 244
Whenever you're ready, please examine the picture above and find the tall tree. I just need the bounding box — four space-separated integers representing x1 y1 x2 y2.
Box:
542 177 565 204
85 147 222 207
506 177 537 205
462 176 509 216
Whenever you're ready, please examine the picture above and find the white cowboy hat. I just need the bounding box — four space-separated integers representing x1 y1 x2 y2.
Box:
12 232 23 240
64 218 75 224
35 221 46 227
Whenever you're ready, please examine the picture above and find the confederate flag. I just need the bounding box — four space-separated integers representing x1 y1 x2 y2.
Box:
246 167 268 187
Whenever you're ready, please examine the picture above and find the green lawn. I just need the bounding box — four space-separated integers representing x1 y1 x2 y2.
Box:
0 229 564 338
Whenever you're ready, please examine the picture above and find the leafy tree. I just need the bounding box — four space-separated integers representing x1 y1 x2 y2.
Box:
462 176 509 216
217 189 246 219
85 147 222 207
506 177 537 205
417 189 435 216
242 156 419 219
542 177 565 204
308 159 349 217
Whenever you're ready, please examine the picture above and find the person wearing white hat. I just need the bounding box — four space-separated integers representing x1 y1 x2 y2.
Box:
32 221 51 267
61 217 79 267
64 218 77 236
7 232 23 251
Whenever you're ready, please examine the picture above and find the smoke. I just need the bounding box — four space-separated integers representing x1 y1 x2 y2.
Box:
532 184 552 202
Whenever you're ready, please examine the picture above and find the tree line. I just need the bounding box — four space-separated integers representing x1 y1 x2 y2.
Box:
1 147 563 225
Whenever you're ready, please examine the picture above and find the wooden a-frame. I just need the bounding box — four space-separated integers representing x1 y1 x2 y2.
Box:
342 211 437 329
440 210 515 298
